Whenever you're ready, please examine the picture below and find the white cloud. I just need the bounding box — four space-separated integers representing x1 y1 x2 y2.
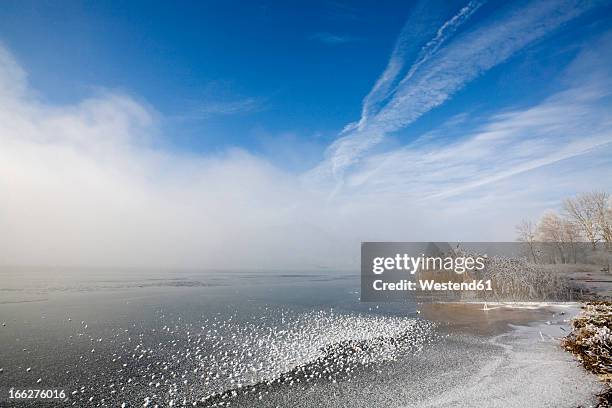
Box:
0 47 329 269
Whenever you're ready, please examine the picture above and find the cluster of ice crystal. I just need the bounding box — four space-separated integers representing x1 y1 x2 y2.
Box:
62 307 435 407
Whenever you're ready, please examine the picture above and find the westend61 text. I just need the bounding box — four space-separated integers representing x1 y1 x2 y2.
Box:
372 279 493 291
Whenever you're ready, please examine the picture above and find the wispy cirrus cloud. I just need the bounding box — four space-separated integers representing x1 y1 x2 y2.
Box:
358 0 484 128
199 96 265 116
345 81 612 201
308 32 360 46
323 2 361 21
189 80 268 117
309 0 604 185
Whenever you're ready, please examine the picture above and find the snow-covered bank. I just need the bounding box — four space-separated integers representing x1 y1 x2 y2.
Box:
562 301 612 406
410 304 605 408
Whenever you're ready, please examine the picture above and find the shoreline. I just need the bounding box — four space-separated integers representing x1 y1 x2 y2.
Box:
419 301 609 407
421 301 562 336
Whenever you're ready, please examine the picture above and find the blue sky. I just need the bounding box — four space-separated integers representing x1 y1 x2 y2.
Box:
1 1 611 268
1 0 607 166
0 1 417 167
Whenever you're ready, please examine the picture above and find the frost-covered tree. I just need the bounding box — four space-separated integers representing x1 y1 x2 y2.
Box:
564 192 602 248
537 212 570 263
515 219 538 263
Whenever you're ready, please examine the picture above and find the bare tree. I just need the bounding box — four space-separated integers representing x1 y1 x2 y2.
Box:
564 193 600 249
514 192 610 268
607 196 612 245
537 212 567 263
591 192 612 247
516 219 538 263
562 218 581 263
